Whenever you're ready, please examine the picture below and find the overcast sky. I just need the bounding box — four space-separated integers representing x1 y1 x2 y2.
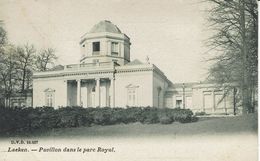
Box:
0 0 211 83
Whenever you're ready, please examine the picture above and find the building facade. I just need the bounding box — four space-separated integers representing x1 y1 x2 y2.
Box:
2 90 33 108
33 20 237 114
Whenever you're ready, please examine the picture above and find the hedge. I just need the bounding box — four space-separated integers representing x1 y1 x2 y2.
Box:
0 106 198 134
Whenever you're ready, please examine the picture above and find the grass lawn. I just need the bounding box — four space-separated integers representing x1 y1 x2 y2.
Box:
30 113 258 138
0 114 258 161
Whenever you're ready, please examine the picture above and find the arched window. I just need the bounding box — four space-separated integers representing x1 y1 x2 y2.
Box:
44 88 55 107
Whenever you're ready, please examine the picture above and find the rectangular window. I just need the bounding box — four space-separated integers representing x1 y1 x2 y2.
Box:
93 42 100 54
44 89 55 107
111 42 119 55
127 89 137 106
46 93 54 107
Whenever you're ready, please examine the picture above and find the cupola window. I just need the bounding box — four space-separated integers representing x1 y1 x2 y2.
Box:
93 42 100 55
111 42 119 56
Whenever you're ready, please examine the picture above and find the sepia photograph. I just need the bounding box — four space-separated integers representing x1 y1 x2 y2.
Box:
0 0 258 161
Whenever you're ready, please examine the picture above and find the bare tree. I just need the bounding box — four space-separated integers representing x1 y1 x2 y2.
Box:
0 22 7 64
36 48 57 71
205 0 258 114
0 24 7 48
0 22 59 107
0 45 19 107
15 44 36 92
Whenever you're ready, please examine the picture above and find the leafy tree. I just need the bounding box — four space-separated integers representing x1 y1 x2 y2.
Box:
205 0 258 114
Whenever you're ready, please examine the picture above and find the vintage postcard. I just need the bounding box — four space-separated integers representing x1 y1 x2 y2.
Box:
0 0 258 161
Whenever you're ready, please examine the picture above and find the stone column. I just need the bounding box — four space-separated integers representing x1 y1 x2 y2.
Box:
86 82 90 107
96 78 100 107
106 80 109 106
110 78 115 108
77 79 81 106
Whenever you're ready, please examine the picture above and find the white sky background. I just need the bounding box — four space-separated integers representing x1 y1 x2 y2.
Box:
0 0 211 83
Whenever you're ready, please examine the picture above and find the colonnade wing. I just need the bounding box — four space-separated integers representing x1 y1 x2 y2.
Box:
65 78 115 107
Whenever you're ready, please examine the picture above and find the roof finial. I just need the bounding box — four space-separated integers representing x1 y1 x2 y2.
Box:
146 55 150 64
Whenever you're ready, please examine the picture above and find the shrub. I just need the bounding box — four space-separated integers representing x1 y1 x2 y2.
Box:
56 106 88 128
92 109 111 125
124 107 143 123
141 108 159 124
195 111 206 116
170 109 194 123
0 106 198 135
110 108 125 124
191 116 199 122
159 115 173 124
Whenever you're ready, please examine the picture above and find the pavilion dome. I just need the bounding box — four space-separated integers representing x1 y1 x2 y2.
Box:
89 20 122 34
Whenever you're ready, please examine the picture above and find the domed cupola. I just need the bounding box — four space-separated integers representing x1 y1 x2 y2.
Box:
89 20 122 34
80 20 131 65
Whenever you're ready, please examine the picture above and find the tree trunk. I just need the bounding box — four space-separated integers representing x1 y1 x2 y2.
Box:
240 0 250 115
233 87 237 115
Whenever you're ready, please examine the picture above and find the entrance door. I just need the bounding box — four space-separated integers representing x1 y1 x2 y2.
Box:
176 100 182 108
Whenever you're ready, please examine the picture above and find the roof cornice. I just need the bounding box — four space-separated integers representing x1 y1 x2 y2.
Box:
80 33 130 45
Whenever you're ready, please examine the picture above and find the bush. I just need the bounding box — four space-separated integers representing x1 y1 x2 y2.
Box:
92 108 111 125
56 106 88 128
124 107 143 123
191 116 199 122
195 111 206 116
0 106 198 135
159 115 173 124
167 108 194 123
110 108 125 124
141 108 159 124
